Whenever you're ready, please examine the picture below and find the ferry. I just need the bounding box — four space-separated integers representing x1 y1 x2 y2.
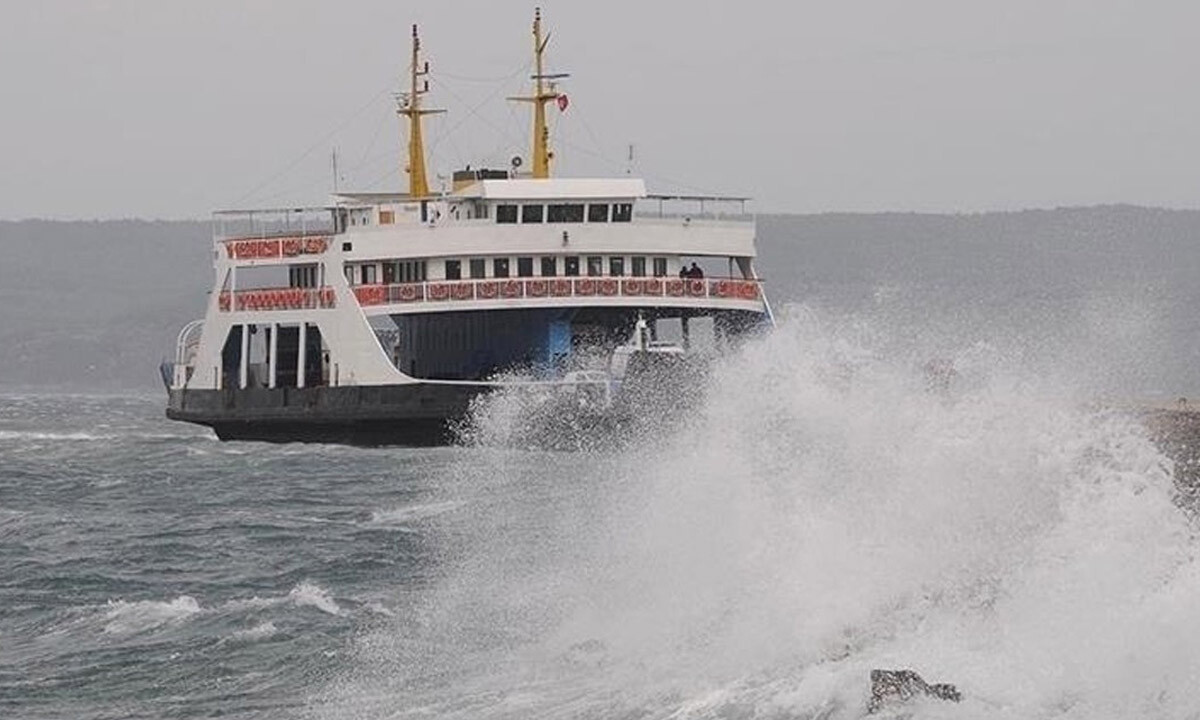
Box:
164 9 773 445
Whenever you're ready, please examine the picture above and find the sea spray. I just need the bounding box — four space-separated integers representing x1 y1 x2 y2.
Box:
318 310 1199 719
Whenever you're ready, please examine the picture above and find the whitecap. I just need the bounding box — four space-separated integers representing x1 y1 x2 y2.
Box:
288 581 343 616
102 595 202 634
369 500 462 526
230 621 278 642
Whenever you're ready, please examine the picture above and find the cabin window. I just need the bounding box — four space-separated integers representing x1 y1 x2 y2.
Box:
609 257 625 276
290 265 318 288
469 258 486 279
586 256 603 277
587 203 609 223
540 257 557 276
493 258 510 278
564 256 580 277
361 264 377 284
517 257 534 277
344 266 355 284
652 257 668 277
382 263 397 284
547 203 585 223
521 204 544 223
396 260 426 283
612 203 633 222
445 260 462 280
496 204 518 224
631 257 647 277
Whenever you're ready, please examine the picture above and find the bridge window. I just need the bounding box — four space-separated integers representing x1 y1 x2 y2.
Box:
517 257 534 277
360 264 377 284
631 257 646 277
521 204 544 223
445 260 462 280
587 203 609 223
540 257 557 276
547 203 585 223
586 256 603 277
652 257 667 277
612 203 633 222
609 257 625 276
496 204 518 224
469 258 486 279
493 258 510 278
564 256 580 276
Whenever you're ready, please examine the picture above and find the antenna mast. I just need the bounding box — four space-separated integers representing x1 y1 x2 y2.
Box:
397 25 444 197
508 8 569 179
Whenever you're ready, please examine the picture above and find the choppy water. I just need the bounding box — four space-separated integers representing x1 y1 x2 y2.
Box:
4 311 1200 719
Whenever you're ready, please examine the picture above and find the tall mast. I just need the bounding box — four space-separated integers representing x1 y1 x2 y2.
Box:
397 24 444 197
508 8 568 179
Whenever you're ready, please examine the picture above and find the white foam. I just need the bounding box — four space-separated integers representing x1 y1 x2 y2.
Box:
230 621 278 642
321 311 1200 718
289 581 343 616
369 501 462 527
102 595 202 635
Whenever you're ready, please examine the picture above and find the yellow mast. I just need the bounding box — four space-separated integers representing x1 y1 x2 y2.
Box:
508 8 568 179
397 24 444 197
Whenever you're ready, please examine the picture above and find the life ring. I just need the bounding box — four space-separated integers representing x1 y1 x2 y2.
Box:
622 279 643 295
738 282 758 300
428 283 449 301
259 240 279 258
687 279 706 297
551 279 572 296
575 278 596 295
452 283 474 300
282 238 302 256
477 281 498 299
666 279 685 297
303 237 325 254
398 283 420 302
599 279 618 296
218 293 231 311
643 278 663 295
528 279 548 297
501 280 522 298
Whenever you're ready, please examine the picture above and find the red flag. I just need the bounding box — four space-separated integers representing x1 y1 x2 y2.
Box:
557 94 569 112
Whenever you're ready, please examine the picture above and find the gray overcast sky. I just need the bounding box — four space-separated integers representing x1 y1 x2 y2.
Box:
2 0 1198 219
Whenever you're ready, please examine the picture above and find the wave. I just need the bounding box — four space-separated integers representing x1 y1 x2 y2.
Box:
319 309 1200 719
368 501 463 527
103 595 202 635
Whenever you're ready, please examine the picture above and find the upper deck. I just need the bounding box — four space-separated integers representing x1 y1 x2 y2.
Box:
214 177 756 266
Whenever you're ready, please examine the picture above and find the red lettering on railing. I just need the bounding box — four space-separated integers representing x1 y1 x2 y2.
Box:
224 236 330 261
218 287 336 312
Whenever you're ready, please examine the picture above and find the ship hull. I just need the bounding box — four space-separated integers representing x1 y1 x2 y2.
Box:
166 383 486 446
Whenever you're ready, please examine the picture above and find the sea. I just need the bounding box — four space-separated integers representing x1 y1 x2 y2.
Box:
3 207 1200 718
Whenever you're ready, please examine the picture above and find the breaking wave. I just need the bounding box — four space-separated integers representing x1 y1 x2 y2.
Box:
319 309 1200 719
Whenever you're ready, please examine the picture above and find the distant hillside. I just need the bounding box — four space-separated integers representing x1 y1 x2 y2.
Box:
2 206 1198 392
0 220 211 391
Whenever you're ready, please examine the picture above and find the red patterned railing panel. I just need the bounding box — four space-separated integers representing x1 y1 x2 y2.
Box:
218 287 336 312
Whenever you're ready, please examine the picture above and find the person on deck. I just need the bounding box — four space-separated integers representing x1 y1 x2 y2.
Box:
689 262 703 278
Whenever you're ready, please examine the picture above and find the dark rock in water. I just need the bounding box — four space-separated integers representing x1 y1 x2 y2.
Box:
868 669 961 714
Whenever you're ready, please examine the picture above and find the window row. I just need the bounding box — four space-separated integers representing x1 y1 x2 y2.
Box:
495 202 633 225
344 260 428 285
445 255 670 279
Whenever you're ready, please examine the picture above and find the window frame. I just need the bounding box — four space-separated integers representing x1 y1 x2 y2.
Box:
540 256 557 277
587 203 609 223
496 204 518 224
444 259 462 280
521 204 545 224
469 258 486 279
